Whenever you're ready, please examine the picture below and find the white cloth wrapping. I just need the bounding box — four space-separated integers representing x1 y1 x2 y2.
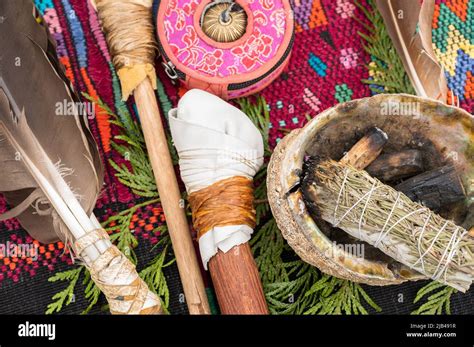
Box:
169 89 264 269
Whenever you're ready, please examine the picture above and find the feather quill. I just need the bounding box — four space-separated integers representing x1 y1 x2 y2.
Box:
0 0 162 314
0 0 103 244
375 0 448 102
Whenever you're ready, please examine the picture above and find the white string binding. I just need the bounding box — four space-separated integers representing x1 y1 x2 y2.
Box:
332 171 468 282
374 191 401 248
412 220 449 269
415 211 431 273
358 181 378 239
333 168 349 223
433 228 458 278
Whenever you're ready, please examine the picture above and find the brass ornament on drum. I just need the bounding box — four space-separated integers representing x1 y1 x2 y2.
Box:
201 1 247 43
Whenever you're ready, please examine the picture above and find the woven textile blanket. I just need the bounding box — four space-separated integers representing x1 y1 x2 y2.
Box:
0 0 472 314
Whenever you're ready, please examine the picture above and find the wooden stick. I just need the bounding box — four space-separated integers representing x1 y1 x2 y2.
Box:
342 131 464 213
340 127 388 169
395 165 466 212
172 92 268 314
366 149 424 181
208 243 268 314
134 79 210 314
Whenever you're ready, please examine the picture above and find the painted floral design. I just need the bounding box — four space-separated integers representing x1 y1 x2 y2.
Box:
161 0 287 77
261 0 275 11
254 10 269 25
231 29 274 69
271 9 287 37
197 50 224 75
171 26 206 66
165 0 199 31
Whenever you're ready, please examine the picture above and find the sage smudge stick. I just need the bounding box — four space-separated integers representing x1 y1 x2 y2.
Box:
304 160 473 292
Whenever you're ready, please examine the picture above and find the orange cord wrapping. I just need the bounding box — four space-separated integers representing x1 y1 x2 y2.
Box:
188 176 256 239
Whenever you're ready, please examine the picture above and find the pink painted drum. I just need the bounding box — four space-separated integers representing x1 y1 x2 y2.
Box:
155 0 294 99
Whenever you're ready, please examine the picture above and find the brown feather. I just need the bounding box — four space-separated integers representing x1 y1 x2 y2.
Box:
375 0 448 102
0 0 103 243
